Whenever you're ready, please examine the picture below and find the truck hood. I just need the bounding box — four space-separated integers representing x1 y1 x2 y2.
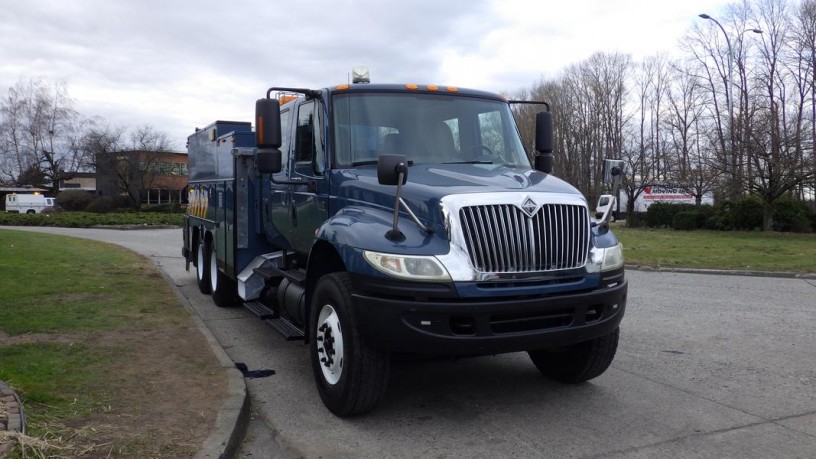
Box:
333 164 586 227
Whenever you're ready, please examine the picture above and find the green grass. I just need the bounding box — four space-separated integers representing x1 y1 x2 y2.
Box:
0 211 183 227
0 343 108 416
614 226 816 273
0 231 179 334
0 230 196 455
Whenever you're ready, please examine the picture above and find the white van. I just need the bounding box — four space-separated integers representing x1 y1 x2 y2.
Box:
5 193 56 214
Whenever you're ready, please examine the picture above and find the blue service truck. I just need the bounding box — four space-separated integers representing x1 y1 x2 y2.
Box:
182 72 628 416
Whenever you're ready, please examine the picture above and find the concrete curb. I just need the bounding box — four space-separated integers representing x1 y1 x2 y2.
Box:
0 380 25 458
89 224 181 230
157 270 250 459
626 264 816 279
0 381 24 435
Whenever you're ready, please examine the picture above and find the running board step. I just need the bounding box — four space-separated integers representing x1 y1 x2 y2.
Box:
254 266 306 284
244 301 276 319
264 317 305 341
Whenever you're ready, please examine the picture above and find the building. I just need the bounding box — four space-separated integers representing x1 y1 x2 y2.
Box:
59 172 97 192
96 150 188 205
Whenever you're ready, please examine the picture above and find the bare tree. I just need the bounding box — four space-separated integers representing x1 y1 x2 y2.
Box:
0 79 91 192
745 0 816 229
665 62 722 204
683 18 734 199
792 0 816 203
0 83 34 183
513 53 631 208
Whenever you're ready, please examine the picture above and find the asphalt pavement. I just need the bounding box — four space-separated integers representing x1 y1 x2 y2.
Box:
3 226 815 458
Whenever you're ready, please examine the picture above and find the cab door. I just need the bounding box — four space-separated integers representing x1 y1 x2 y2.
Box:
265 107 294 248
290 99 329 254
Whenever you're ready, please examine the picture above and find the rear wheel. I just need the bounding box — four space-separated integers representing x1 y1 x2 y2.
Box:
196 241 211 294
26 209 35 214
528 328 619 383
209 243 238 307
310 272 389 416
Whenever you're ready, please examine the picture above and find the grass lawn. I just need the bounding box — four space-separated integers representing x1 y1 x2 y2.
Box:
613 226 816 273
0 230 223 458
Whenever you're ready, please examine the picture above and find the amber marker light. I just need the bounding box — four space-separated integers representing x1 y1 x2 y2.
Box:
446 86 459 92
336 84 350 90
405 84 419 90
426 85 439 91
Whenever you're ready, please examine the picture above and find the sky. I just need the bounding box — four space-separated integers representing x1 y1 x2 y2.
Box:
1 0 732 151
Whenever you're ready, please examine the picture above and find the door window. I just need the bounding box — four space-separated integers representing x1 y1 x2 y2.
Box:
294 100 325 176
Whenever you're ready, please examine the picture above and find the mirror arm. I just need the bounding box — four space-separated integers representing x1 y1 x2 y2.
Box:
599 167 622 227
386 169 407 241
398 197 430 233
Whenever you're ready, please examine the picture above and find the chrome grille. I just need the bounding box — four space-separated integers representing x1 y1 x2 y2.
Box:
459 203 590 272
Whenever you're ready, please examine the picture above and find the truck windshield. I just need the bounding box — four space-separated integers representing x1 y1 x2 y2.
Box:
332 92 530 168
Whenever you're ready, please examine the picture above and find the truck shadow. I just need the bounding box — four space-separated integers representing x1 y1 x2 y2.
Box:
369 353 613 422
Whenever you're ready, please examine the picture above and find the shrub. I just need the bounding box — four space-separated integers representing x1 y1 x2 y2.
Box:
56 190 94 211
672 211 698 231
627 211 646 228
141 203 183 213
772 197 813 233
112 194 134 210
695 205 717 229
86 196 114 213
645 202 698 228
712 198 763 231
733 197 763 230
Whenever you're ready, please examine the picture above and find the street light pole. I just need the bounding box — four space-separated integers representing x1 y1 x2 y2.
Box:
698 13 763 200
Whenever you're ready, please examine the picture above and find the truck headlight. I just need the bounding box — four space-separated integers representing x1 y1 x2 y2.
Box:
601 243 624 271
363 251 452 281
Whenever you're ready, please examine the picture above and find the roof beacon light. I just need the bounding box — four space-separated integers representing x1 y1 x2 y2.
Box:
352 66 370 84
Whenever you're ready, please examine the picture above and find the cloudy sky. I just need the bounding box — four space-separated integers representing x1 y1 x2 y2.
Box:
1 0 731 150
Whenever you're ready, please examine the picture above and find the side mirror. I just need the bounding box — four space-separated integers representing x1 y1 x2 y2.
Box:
256 98 282 149
257 149 282 174
602 159 624 184
535 111 553 174
377 154 408 186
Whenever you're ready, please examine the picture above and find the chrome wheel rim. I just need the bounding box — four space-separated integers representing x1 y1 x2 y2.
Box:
197 244 205 281
316 304 344 385
209 246 218 291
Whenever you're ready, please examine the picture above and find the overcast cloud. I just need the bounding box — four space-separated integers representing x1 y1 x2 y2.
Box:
1 0 730 150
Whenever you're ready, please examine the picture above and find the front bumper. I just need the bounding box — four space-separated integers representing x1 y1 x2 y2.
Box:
350 274 627 356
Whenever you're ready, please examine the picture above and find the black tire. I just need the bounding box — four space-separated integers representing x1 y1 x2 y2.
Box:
26 209 35 214
195 241 212 294
209 243 238 307
310 272 389 416
528 327 620 383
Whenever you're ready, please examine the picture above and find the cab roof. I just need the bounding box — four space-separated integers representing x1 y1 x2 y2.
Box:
324 83 506 101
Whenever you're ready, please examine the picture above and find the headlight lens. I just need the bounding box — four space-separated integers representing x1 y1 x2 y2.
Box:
363 251 451 281
601 243 624 271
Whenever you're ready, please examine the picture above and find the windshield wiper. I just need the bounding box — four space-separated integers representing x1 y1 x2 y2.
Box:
351 160 379 167
352 159 414 167
442 160 494 164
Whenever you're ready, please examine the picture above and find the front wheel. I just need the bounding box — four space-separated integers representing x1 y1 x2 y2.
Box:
528 328 619 383
196 241 211 294
310 272 389 416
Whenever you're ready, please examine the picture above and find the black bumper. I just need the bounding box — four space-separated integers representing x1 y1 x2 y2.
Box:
350 276 627 356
